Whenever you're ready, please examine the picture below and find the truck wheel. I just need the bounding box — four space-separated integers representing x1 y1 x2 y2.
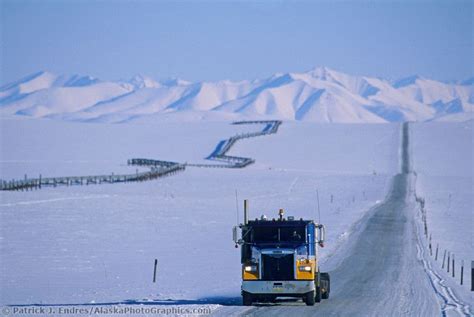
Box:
315 286 322 303
304 291 315 306
242 292 253 306
321 272 330 299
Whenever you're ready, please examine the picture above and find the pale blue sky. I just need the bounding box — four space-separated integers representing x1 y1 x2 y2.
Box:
1 0 472 85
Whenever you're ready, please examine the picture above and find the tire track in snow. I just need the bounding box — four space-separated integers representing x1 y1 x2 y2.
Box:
287 177 299 196
0 194 113 207
415 242 471 316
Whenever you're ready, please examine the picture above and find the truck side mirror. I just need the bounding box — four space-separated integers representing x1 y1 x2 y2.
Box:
317 224 325 247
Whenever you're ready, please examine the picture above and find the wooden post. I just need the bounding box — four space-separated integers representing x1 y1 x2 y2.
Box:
442 250 446 269
460 260 464 285
471 261 473 291
153 259 158 283
447 252 450 273
429 234 432 256
452 254 455 278
435 243 439 261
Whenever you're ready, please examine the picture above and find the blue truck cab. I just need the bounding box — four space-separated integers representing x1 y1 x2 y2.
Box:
233 204 330 306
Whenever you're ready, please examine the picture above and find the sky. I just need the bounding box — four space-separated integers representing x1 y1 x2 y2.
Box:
0 0 472 85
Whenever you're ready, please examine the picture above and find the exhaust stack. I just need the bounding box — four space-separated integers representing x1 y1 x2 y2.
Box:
244 199 249 225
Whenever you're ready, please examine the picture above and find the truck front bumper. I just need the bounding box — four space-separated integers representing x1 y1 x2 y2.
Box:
242 280 315 295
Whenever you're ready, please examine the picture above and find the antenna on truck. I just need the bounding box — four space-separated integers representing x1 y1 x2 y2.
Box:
316 189 321 224
235 190 239 225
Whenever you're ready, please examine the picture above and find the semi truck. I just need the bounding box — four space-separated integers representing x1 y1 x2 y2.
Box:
232 200 330 306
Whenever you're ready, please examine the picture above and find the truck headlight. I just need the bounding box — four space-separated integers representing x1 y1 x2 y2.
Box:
298 265 312 272
244 265 257 273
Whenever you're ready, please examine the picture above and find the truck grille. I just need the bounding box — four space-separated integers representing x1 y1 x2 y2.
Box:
262 254 294 280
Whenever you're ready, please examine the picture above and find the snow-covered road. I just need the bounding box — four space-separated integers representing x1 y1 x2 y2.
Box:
213 123 472 317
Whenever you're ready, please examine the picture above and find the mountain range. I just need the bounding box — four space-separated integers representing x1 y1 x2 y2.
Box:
1 67 472 123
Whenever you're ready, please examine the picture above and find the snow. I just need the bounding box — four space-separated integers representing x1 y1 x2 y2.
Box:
1 118 397 308
1 67 473 124
0 116 472 315
411 121 474 304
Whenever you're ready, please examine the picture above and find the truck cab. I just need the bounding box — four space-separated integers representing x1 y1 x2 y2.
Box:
233 205 330 306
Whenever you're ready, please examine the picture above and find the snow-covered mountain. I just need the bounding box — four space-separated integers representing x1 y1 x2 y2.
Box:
1 68 472 123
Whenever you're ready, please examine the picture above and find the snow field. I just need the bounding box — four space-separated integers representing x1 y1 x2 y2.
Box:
1 119 398 308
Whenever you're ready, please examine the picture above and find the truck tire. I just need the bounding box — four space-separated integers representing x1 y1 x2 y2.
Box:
242 292 253 306
321 272 330 299
315 286 322 303
304 290 315 306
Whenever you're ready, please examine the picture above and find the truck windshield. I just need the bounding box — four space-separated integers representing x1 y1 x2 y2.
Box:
251 226 306 243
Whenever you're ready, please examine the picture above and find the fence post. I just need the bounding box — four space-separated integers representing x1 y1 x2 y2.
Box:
153 259 158 283
452 254 455 278
429 234 432 256
447 252 450 273
435 243 439 261
442 250 447 268
461 260 464 285
471 261 473 291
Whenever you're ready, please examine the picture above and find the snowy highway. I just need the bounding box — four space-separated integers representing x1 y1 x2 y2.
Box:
214 123 472 317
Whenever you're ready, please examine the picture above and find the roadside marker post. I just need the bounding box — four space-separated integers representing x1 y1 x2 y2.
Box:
447 252 450 273
452 254 455 278
471 261 473 291
153 259 158 283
